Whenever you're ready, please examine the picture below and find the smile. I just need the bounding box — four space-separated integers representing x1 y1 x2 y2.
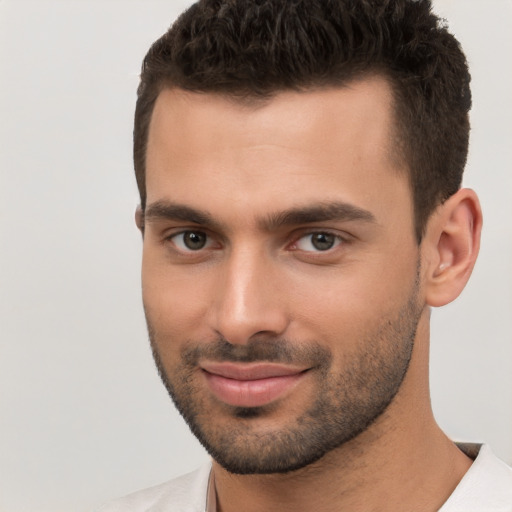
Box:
200 362 309 408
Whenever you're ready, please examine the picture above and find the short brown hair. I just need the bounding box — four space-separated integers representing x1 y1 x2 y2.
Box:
134 0 471 241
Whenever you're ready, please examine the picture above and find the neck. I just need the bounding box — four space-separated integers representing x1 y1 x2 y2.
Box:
211 313 472 512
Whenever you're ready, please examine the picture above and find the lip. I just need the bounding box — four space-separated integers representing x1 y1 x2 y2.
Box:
201 362 309 408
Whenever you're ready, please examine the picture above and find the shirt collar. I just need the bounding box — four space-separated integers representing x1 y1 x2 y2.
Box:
206 468 217 512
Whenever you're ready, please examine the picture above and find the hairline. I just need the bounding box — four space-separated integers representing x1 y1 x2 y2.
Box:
137 71 424 243
141 70 411 193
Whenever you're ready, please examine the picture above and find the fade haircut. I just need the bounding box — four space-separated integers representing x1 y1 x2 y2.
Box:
134 0 471 241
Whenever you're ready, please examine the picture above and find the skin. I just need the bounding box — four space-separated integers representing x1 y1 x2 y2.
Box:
139 76 482 512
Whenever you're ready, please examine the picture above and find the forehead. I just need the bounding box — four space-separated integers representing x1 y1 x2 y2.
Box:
145 78 411 230
148 76 399 165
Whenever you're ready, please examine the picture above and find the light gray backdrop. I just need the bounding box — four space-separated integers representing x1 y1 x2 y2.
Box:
1 1 511 511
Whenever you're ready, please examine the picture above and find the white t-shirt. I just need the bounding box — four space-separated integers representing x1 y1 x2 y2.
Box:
96 444 512 512
439 444 512 511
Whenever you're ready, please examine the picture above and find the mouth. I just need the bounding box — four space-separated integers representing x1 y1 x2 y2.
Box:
200 361 310 408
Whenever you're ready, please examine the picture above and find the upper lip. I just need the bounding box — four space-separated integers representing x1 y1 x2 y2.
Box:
200 362 309 381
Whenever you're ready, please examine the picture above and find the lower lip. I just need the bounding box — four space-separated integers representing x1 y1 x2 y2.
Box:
203 371 306 408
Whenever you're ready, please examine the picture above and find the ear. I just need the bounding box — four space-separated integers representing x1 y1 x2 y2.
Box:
422 188 482 307
135 206 144 235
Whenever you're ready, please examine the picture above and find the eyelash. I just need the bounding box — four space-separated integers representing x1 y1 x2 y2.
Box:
288 231 345 253
164 230 220 255
163 229 348 257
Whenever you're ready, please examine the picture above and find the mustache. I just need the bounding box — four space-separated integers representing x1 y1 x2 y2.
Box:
180 337 332 368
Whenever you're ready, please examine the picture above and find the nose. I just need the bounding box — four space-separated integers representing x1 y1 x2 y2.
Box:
209 246 289 345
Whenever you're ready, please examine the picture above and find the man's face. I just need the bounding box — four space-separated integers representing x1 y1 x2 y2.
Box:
141 78 425 474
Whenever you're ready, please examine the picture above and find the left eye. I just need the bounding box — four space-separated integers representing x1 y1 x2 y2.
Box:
170 231 212 251
294 232 342 252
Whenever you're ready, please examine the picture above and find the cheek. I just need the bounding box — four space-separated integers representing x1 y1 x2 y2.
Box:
141 256 213 341
288 257 417 346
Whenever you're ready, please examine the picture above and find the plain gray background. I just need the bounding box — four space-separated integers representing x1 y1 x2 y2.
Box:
1 1 511 511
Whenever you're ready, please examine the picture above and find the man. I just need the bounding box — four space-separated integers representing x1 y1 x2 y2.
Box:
99 0 512 510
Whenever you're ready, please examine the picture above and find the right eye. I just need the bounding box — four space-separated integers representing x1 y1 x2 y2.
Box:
168 230 213 252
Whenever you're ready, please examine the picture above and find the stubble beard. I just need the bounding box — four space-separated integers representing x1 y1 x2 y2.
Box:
145 275 422 475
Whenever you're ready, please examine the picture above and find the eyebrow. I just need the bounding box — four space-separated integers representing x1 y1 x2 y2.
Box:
142 200 377 231
143 201 222 230
262 202 377 230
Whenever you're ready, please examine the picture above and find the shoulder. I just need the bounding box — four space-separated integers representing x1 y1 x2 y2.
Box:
440 443 512 511
94 462 212 512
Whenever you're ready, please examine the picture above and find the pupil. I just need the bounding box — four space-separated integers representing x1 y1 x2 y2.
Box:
312 233 335 251
184 231 206 250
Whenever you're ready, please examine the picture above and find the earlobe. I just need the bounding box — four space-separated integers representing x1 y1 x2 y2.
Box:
423 188 482 307
135 206 145 235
